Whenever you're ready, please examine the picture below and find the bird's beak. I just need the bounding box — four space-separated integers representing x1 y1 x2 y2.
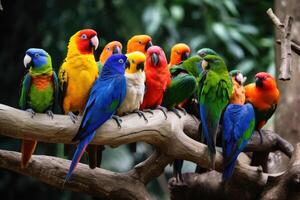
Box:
145 41 153 51
151 53 159 66
113 46 121 54
181 52 189 61
125 60 130 69
23 54 32 68
90 35 99 50
136 62 144 71
255 77 263 88
201 59 208 70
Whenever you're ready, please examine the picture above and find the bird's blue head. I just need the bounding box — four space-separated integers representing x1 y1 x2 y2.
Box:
101 54 127 77
24 48 52 70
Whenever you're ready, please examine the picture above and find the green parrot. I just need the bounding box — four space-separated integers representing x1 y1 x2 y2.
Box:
19 48 59 168
199 54 232 169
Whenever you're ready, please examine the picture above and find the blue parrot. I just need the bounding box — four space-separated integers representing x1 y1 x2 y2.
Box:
64 54 127 182
222 103 255 181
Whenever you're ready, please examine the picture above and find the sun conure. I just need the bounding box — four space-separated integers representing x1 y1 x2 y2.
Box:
64 54 127 182
169 43 190 67
58 29 100 169
222 70 255 180
19 48 59 168
199 54 232 169
244 72 279 134
97 41 122 73
140 46 171 118
126 35 153 54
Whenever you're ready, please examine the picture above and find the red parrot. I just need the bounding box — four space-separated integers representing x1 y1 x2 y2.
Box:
245 72 280 131
140 46 171 117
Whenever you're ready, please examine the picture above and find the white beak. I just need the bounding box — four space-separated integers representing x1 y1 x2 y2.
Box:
201 60 208 69
90 35 99 50
236 73 247 84
23 54 32 68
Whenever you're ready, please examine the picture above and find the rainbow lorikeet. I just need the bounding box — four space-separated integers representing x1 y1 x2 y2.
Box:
126 35 153 54
65 54 127 182
245 72 280 138
98 41 122 73
19 48 59 168
59 29 100 169
140 46 171 118
169 43 190 67
222 71 255 180
199 54 232 169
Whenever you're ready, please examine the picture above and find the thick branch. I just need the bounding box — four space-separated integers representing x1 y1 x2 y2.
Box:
267 8 293 80
0 149 151 200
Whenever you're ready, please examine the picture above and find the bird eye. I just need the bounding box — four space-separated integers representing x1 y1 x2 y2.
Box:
34 53 39 58
176 51 180 55
138 41 142 44
107 47 110 50
81 34 87 39
118 59 124 63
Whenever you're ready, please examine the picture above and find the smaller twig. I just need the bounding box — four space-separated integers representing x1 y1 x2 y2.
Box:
266 8 293 80
276 40 300 56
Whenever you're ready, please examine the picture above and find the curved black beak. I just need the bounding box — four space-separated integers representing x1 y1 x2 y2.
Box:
255 78 263 88
181 52 189 61
151 53 159 66
136 62 144 71
145 41 153 51
125 60 130 69
113 46 121 54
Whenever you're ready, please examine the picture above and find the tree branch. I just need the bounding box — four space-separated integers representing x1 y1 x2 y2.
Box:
267 8 293 80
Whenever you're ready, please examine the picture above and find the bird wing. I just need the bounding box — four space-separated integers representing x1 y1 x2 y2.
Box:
72 75 126 142
19 73 31 110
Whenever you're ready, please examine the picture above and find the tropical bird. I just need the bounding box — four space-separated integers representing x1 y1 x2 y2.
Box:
140 46 171 118
19 48 59 168
64 54 127 182
222 70 255 180
244 72 280 140
199 54 232 169
126 35 153 54
58 29 100 169
169 43 190 66
98 41 122 73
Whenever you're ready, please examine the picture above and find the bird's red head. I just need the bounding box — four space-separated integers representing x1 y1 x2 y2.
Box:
146 46 167 68
170 43 190 65
99 41 122 64
74 29 99 54
127 35 153 54
255 72 277 90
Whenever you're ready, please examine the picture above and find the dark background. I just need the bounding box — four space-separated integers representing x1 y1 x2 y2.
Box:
0 0 273 199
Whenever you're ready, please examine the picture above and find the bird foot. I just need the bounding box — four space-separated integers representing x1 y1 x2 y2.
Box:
176 106 187 115
257 165 263 173
112 115 122 128
46 110 54 119
26 108 36 118
170 108 182 118
133 110 148 122
156 105 168 119
142 109 154 115
258 130 264 144
68 112 78 124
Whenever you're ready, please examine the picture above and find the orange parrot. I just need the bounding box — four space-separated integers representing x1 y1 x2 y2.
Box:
59 29 100 169
126 35 153 54
245 72 280 140
169 43 190 66
99 41 122 64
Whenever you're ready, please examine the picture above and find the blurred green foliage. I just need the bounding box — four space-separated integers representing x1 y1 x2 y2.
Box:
0 0 273 199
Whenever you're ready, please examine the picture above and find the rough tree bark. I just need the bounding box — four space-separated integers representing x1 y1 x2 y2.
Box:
0 104 292 199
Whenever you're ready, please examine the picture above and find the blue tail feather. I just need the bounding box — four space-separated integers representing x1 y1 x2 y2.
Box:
223 157 237 181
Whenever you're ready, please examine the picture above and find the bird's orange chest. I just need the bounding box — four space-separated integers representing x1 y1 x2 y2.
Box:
31 75 53 90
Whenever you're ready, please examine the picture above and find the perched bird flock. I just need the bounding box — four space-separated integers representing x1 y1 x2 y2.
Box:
18 28 280 183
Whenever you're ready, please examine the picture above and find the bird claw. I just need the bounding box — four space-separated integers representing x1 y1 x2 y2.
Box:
112 115 122 128
68 112 78 123
142 109 154 115
133 110 148 122
257 165 263 173
26 109 36 118
170 108 181 118
176 106 187 115
156 106 168 119
258 130 264 144
46 110 54 119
